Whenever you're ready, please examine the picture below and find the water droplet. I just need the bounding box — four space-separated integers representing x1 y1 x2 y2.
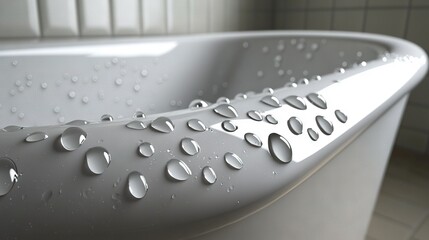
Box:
126 99 133 106
216 97 230 104
189 99 209 109
133 111 145 119
18 112 25 119
41 190 53 203
2 125 24 132
288 117 303 135
307 128 319 141
166 159 192 181
11 60 19 67
261 95 282 108
247 110 263 121
85 147 111 175
307 93 327 109
244 133 262 147
82 96 89 104
41 82 48 89
235 93 247 100
335 110 347 123
220 120 237 133
151 117 175 133
68 91 76 99
138 142 155 157
316 116 334 135
140 69 149 77
66 120 89 126
262 88 274 94
0 157 18 197
335 68 345 74
127 171 148 199
224 152 243 170
214 104 238 118
242 42 249 48
25 132 48 142
297 78 309 85
115 78 123 86
187 119 206 132
202 166 217 184
285 82 298 88
181 138 200 156
284 95 307 110
311 75 322 81
101 114 113 122
257 70 264 78
268 133 292 163
126 120 146 130
265 114 278 124
60 127 87 151
71 76 78 83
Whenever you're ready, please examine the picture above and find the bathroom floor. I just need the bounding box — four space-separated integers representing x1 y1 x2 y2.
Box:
366 148 429 240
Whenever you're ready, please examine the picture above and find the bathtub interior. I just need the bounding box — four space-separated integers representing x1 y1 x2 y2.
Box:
0 36 386 128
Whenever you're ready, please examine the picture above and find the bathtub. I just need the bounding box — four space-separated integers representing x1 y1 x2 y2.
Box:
0 31 427 240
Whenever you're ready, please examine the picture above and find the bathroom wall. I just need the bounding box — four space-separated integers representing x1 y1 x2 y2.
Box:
0 0 274 38
276 0 429 155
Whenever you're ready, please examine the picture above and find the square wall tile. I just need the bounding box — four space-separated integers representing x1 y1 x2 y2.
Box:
395 128 429 154
141 0 167 35
409 74 429 106
111 0 140 35
407 9 429 51
39 0 78 37
190 0 209 33
367 214 413 240
401 104 429 131
334 0 366 8
365 9 407 37
412 0 429 6
77 0 111 36
225 0 240 31
307 0 334 9
210 0 226 32
333 10 364 31
276 0 307 10
276 11 306 29
415 216 429 240
167 0 189 34
306 10 332 30
255 0 273 11
0 0 40 38
368 0 410 7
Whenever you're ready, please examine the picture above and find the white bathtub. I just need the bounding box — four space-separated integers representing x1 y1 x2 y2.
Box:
0 31 427 239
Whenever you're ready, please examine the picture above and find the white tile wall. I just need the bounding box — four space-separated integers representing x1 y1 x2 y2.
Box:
39 0 78 37
141 0 167 35
77 0 111 36
0 0 40 38
407 9 429 50
209 0 226 32
111 0 140 36
367 214 413 240
365 9 407 37
332 10 365 31
306 10 332 30
167 0 189 34
189 0 209 33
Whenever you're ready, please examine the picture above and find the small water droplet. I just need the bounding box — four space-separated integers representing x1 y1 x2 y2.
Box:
68 91 76 99
25 132 48 142
288 117 303 135
138 142 155 157
140 69 149 77
242 42 249 48
187 119 207 132
71 76 79 83
257 70 264 78
262 88 274 94
335 110 347 123
18 112 25 119
247 110 263 121
41 190 53 203
268 133 292 163
216 97 230 104
265 114 278 124
60 127 87 151
115 78 123 86
224 152 243 170
82 96 89 104
297 78 309 85
284 95 307 110
2 125 23 132
41 82 48 89
85 147 111 175
189 99 209 109
221 120 237 132
235 93 247 100
307 93 327 109
126 99 133 106
126 120 146 130
316 116 334 135
134 84 141 92
0 157 19 197
133 111 145 119
127 171 148 199
180 138 200 156
244 133 262 147
307 128 319 141
66 120 89 126
202 166 217 184
166 159 192 181
151 117 175 133
214 104 238 118
101 114 113 122
11 60 19 67
261 95 282 108
335 68 345 74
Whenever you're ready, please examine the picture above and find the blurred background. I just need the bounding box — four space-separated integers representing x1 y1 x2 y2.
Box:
0 0 428 239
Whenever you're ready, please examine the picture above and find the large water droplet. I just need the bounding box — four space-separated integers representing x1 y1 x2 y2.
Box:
316 116 334 135
60 127 87 151
214 104 238 118
244 133 262 147
138 142 155 157
0 157 18 197
216 97 230 104
224 152 243 170
268 133 292 163
284 96 307 110
335 110 347 123
187 119 206 132
181 138 200 156
127 171 148 199
85 147 111 175
288 117 303 135
247 110 263 121
151 117 175 133
260 95 282 108
2 125 23 132
307 128 319 141
189 99 209 109
66 120 89 126
166 159 192 181
307 93 327 109
266 114 278 124
202 166 217 184
101 114 113 122
222 120 238 132
25 132 48 143
126 120 146 130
